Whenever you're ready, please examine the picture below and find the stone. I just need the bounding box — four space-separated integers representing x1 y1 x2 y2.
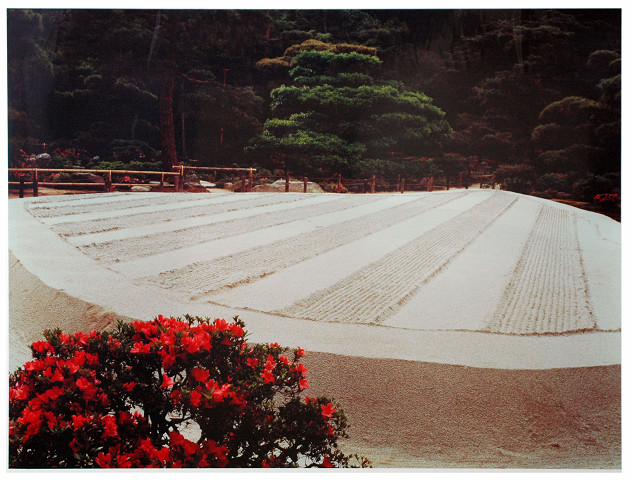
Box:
184 173 202 188
252 180 325 193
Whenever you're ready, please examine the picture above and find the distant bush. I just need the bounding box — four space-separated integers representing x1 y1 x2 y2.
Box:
534 173 570 193
593 193 620 210
494 164 534 184
571 172 620 202
501 177 533 194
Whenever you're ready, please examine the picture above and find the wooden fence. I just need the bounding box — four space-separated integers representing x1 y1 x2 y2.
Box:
8 166 257 198
9 165 492 197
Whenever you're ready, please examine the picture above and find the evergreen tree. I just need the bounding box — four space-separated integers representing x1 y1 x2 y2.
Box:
248 39 452 178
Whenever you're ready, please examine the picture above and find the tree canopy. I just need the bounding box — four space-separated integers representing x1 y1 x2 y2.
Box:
7 9 621 195
248 39 452 177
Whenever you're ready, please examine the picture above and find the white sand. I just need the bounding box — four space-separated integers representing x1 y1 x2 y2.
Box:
8 189 621 468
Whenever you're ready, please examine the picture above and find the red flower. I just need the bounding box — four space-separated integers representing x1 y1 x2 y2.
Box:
322 455 334 468
9 386 28 401
169 431 186 447
321 403 336 418
72 414 89 430
246 357 259 368
102 415 118 437
153 447 170 464
279 355 289 365
261 370 275 384
96 452 112 468
46 386 65 401
299 378 309 391
32 340 51 354
123 381 136 392
213 318 229 332
229 324 244 337
262 455 276 468
51 369 65 383
170 389 182 404
130 341 151 354
189 390 202 407
265 355 276 371
212 383 230 402
161 374 175 389
76 377 98 400
116 454 133 468
190 367 210 383
296 347 305 358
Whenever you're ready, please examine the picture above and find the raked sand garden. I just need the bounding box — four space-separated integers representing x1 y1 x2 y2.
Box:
8 188 621 468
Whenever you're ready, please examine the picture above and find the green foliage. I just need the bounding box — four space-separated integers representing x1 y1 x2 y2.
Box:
534 173 569 193
537 144 605 173
586 50 620 74
538 96 600 125
495 164 535 183
7 9 620 184
249 38 451 177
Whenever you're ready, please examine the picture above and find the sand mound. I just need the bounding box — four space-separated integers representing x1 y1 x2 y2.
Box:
8 190 621 468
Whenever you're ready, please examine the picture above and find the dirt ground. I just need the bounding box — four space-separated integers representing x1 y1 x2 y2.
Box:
304 352 621 469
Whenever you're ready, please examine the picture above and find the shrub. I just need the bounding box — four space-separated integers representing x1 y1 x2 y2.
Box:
593 193 620 210
501 177 532 194
9 315 369 468
534 173 569 193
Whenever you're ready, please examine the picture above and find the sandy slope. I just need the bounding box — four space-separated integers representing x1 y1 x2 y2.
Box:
8 190 621 468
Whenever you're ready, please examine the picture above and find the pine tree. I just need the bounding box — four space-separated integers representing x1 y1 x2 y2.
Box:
248 39 452 178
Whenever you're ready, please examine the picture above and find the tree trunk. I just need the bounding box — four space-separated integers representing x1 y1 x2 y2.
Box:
160 73 178 171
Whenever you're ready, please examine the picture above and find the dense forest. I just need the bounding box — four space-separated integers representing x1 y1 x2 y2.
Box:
7 9 621 200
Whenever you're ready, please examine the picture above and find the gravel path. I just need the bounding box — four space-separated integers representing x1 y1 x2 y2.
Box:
150 191 467 297
26 191 193 218
277 191 516 324
485 205 595 334
77 194 378 263
46 193 306 236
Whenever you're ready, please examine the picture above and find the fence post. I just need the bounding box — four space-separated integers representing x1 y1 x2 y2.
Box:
179 165 185 192
336 174 342 193
401 178 405 193
371 175 376 194
33 169 39 197
248 168 254 192
160 172 164 188
428 176 434 192
19 176 24 198
241 175 247 192
104 171 111 192
396 174 401 192
303 177 308 193
363 179 368 193
285 171 290 192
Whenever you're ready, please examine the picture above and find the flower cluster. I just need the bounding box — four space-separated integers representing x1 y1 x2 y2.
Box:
9 315 368 468
593 193 620 208
120 175 141 184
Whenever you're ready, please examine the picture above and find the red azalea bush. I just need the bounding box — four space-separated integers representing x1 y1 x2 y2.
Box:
9 315 370 468
593 193 620 210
